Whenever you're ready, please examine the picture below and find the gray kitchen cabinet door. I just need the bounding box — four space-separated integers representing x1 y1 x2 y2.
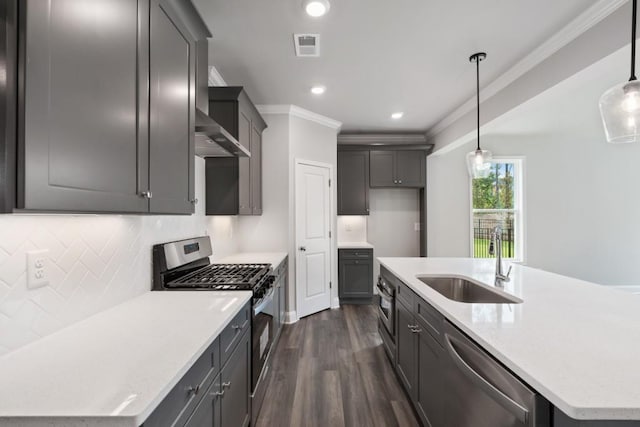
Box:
183 378 222 427
396 150 425 187
338 151 370 215
396 300 417 401
370 151 396 187
237 105 252 215
238 156 252 215
220 330 251 427
251 126 262 215
205 158 239 215
338 258 373 301
148 0 195 214
238 106 252 151
207 87 266 216
20 0 149 213
416 327 444 427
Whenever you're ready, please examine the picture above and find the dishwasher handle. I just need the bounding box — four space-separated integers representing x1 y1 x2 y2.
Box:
444 333 530 425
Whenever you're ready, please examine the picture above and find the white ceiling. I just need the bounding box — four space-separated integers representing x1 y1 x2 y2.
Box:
193 0 600 132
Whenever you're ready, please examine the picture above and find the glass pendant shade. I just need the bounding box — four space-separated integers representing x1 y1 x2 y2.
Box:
599 80 640 143
466 148 492 178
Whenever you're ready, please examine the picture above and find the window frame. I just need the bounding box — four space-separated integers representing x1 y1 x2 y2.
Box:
468 156 526 263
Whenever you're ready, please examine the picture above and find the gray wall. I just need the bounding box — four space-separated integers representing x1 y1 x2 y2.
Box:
368 189 421 284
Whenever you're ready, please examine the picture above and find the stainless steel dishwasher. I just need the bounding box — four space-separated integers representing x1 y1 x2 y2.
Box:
443 321 550 427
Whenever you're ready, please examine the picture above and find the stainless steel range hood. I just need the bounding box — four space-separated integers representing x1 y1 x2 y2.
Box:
195 108 250 157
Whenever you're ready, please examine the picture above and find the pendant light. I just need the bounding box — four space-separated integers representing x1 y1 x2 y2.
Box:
599 0 640 143
466 52 492 178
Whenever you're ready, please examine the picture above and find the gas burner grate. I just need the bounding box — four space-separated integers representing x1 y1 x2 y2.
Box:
166 263 271 289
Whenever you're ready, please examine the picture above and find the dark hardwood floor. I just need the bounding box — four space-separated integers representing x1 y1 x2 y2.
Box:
255 305 420 427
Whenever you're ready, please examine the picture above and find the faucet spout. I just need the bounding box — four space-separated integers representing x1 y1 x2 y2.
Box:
491 226 511 284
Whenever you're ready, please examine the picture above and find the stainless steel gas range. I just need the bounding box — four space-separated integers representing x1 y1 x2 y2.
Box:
152 236 282 423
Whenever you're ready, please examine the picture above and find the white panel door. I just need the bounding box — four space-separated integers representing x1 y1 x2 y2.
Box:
295 161 332 318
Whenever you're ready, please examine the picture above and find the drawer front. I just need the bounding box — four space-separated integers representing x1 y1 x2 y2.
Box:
143 337 220 427
415 297 444 346
395 280 415 311
220 302 251 365
339 248 373 260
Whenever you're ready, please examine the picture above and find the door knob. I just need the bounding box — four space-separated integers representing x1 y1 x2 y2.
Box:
299 246 307 252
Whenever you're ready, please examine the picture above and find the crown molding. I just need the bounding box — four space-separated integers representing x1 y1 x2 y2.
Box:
338 133 427 145
256 104 342 131
208 66 226 86
426 0 627 139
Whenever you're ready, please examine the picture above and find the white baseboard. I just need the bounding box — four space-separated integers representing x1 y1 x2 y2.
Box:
331 297 340 309
284 311 298 324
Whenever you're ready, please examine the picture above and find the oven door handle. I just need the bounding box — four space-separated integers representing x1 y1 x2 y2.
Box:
377 282 394 300
253 287 275 316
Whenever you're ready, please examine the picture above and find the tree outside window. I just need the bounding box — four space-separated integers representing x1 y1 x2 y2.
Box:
471 160 523 261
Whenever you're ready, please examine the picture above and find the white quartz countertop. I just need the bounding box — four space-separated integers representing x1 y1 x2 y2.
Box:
378 257 640 421
337 242 374 249
0 291 252 426
215 252 287 268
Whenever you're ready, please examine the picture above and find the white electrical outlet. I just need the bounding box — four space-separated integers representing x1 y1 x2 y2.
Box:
27 249 49 289
414 222 421 231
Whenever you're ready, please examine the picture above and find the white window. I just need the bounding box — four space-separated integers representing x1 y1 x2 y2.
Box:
469 158 524 261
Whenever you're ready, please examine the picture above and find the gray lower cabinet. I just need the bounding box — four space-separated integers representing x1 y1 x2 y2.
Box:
18 0 203 214
185 329 251 427
206 87 266 216
337 150 370 215
273 258 288 339
184 378 221 427
393 281 445 427
416 325 444 427
338 249 373 303
395 298 417 398
220 330 251 427
143 302 251 427
370 150 426 188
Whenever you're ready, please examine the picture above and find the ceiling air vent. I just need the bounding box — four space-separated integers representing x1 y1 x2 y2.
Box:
294 34 320 57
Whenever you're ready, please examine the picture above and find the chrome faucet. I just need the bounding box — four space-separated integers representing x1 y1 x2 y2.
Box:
489 226 512 285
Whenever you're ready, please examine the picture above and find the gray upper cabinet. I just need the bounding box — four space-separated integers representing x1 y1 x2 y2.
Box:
18 0 204 214
370 150 426 188
207 87 267 216
148 0 196 214
369 151 396 187
250 127 262 215
337 150 369 215
20 0 149 213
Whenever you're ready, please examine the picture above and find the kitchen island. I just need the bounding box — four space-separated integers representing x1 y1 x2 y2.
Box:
379 257 640 425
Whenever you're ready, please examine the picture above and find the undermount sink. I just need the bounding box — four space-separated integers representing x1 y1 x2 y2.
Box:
417 276 522 304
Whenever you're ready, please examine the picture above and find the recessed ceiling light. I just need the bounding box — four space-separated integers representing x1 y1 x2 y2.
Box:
311 85 326 95
391 112 404 119
303 0 330 17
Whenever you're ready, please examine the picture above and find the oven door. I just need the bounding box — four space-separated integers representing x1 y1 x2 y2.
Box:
252 286 275 390
377 277 394 337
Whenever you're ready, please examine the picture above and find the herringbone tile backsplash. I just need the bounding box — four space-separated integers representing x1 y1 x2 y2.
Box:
0 159 239 356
